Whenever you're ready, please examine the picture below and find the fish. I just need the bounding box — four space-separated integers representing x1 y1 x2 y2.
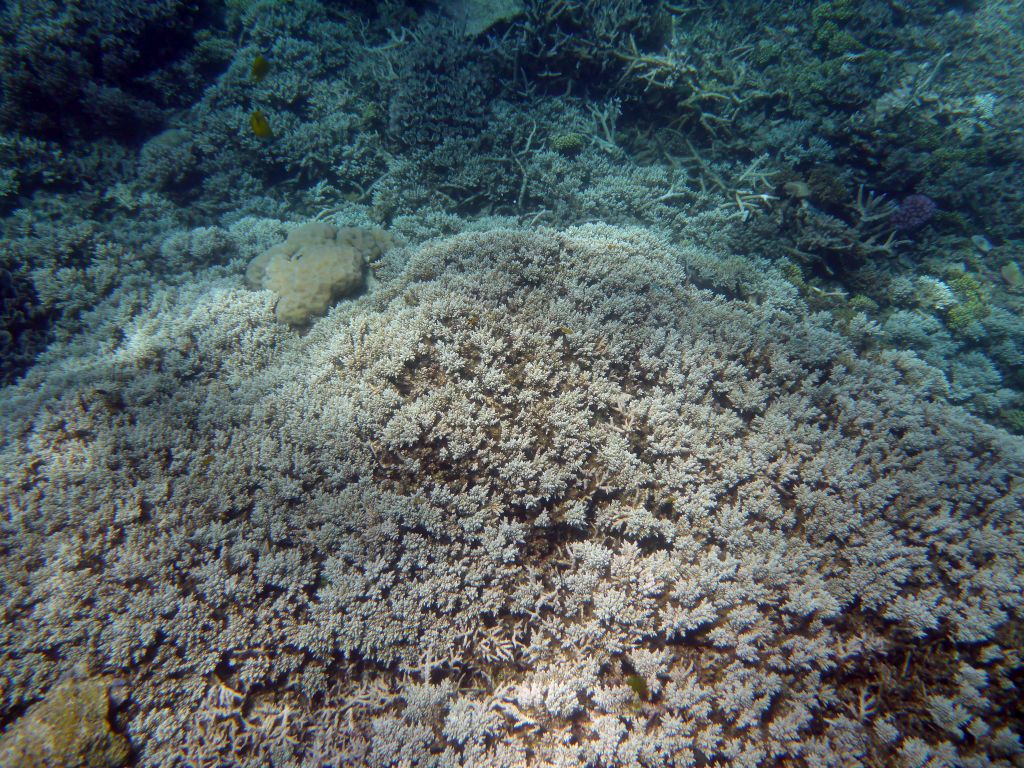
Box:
250 110 273 139
251 54 270 81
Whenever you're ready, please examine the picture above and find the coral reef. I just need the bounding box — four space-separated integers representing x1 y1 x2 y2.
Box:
1 225 1021 766
0 264 51 385
0 0 1023 764
0 1 208 139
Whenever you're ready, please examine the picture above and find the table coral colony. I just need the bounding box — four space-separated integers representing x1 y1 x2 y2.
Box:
1 224 1021 767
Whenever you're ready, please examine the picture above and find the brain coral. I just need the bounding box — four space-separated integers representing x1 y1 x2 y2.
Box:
0 225 1021 767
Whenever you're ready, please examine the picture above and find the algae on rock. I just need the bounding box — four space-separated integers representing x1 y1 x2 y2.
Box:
0 676 130 768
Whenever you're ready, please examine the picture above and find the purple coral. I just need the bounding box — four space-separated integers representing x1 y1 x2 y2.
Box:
891 194 938 231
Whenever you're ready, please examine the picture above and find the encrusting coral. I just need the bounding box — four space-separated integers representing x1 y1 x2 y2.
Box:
0 224 1021 766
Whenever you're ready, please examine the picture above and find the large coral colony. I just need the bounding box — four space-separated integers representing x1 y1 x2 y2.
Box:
1 1 1023 766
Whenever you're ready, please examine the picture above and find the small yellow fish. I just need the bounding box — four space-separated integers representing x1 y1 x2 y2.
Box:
625 674 649 701
250 110 273 139
251 54 270 81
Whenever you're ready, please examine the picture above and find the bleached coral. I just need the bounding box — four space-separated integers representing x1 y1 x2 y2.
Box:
1 224 1022 767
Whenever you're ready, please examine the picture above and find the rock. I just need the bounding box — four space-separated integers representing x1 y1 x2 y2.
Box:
0 676 131 768
442 0 524 36
1000 261 1023 290
971 234 994 254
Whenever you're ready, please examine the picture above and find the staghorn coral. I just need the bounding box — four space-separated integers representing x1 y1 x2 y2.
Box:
0 224 1022 766
385 23 501 151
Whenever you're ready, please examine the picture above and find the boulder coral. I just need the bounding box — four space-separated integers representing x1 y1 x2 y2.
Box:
245 221 391 326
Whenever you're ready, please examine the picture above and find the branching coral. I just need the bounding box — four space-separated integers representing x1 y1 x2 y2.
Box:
0 225 1021 766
